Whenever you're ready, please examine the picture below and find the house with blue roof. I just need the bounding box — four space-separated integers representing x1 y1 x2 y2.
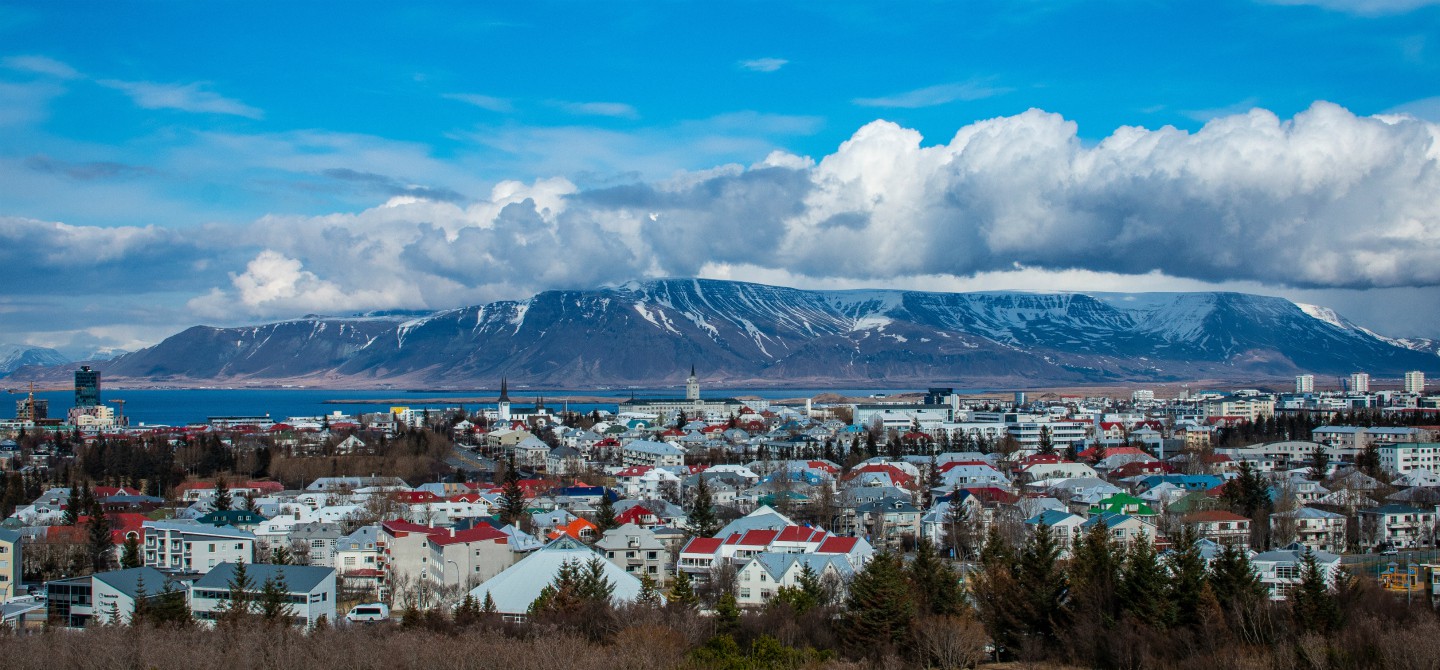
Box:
734 552 855 608
1024 510 1086 557
1080 512 1153 547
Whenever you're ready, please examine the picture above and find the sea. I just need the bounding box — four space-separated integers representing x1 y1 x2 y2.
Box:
3 386 932 427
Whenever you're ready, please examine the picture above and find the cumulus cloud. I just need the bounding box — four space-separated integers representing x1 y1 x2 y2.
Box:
98 79 263 119
739 57 788 72
853 80 1010 108
14 102 1440 340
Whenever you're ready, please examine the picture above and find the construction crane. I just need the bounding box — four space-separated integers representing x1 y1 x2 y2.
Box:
111 398 126 426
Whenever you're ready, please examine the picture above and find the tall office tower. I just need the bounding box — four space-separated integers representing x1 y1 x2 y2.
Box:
1404 371 1426 395
1295 374 1315 394
1350 373 1370 394
74 365 100 407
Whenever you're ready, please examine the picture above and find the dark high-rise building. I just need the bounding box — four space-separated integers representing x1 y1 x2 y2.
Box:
75 365 100 408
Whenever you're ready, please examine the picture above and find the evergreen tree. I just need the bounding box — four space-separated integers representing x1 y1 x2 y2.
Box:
497 454 528 527
636 573 662 608
241 493 259 513
213 475 232 512
62 482 85 526
1069 521 1122 626
1166 527 1210 629
843 551 915 656
1119 533 1172 627
907 538 964 616
669 567 699 610
219 562 256 625
1356 443 1381 477
120 534 142 569
1308 445 1331 481
1291 551 1339 634
715 592 740 634
1037 426 1055 456
1015 523 1069 645
970 527 1023 658
1222 461 1270 518
257 570 293 625
86 497 114 573
1208 542 1266 612
594 491 617 532
454 594 482 627
149 580 192 627
269 545 293 565
688 477 720 537
481 592 498 618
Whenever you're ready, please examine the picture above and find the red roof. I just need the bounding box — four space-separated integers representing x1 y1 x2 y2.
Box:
735 529 778 547
815 536 859 554
1182 510 1251 524
616 466 653 478
774 525 827 543
427 525 508 547
681 537 723 555
615 505 657 524
1077 446 1150 460
391 491 441 504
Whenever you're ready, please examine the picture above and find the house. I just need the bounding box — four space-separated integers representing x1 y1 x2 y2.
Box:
0 527 20 602
190 562 336 628
1358 504 1438 549
424 524 517 590
1271 507 1347 553
622 440 687 468
333 526 384 595
1250 546 1341 600
595 523 671 585
512 436 551 469
287 522 344 567
44 566 171 627
465 536 658 621
546 446 585 476
143 520 256 573
1024 510 1087 557
1180 510 1252 549
1080 512 1154 548
734 553 854 607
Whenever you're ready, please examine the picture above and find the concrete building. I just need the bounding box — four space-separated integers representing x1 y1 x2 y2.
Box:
1350 373 1370 394
190 562 336 629
1406 371 1427 395
1378 442 1440 475
622 440 686 467
1295 375 1315 394
1359 504 1438 549
143 520 256 573
0 527 21 602
595 523 671 585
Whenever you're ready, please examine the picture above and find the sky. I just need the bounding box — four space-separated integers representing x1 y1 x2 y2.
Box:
2 0 1440 358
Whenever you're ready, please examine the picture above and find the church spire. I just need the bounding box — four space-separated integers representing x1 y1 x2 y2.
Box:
498 377 510 403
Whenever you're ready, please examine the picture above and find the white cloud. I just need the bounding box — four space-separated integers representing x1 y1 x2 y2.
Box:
853 80 1010 108
1264 0 1440 14
557 101 639 119
98 79 263 119
1 54 80 79
739 57 788 72
443 92 513 113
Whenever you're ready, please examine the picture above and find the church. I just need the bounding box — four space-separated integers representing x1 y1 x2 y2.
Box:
619 366 748 421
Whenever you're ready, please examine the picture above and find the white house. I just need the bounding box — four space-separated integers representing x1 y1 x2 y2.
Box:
734 553 854 608
622 440 687 468
1250 546 1341 600
189 562 337 629
143 520 255 573
465 536 658 621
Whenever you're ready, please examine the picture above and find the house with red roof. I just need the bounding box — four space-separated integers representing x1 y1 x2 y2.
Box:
547 516 598 542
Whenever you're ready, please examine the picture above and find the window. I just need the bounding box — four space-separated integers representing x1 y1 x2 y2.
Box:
739 588 751 598
236 543 244 550
209 543 216 552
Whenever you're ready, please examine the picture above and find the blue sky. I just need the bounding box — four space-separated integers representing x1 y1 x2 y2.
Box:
2 0 1440 357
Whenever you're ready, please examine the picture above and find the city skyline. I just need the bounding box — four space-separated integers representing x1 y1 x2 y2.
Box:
2 1 1440 358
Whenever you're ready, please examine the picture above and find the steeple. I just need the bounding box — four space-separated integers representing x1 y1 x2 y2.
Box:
497 377 512 423
498 377 510 403
686 364 700 401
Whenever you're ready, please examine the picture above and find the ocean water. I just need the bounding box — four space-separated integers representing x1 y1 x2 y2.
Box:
3 386 929 427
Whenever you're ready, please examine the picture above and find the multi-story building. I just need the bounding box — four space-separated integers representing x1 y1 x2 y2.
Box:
74 365 100 407
189 562 336 629
1378 442 1440 475
621 440 686 467
1295 375 1315 394
1271 507 1347 553
143 520 255 573
1251 547 1340 600
0 527 21 601
595 523 671 585
1406 371 1426 395
1359 504 1437 549
1203 396 1275 421
1181 510 1252 549
1350 373 1370 394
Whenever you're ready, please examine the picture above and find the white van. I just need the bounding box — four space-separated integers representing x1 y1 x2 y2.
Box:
346 603 391 623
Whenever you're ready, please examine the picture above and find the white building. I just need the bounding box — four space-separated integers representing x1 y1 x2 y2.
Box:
143 521 255 573
1350 373 1370 394
189 563 336 629
1405 371 1426 395
465 536 658 621
1295 375 1314 394
621 440 686 467
1378 442 1440 475
1251 547 1340 600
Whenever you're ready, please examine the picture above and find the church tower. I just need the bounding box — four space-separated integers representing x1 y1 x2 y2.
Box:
497 377 512 423
686 364 700 401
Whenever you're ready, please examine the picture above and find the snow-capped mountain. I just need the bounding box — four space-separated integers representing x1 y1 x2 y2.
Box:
0 344 69 378
10 279 1439 387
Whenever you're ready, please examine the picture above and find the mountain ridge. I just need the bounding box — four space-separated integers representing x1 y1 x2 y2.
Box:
9 279 1440 387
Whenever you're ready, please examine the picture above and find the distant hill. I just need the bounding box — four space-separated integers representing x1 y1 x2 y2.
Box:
10 279 1440 388
0 344 68 378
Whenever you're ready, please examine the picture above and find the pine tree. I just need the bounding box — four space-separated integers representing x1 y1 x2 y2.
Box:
257 570 293 625
1037 426 1055 456
970 527 1024 658
908 538 964 617
1119 533 1171 627
213 476 232 512
1309 444 1331 481
1015 523 1069 645
269 545 292 565
241 493 259 513
1069 521 1122 626
843 551 915 656
454 594 482 627
669 567 699 610
150 580 192 627
120 534 142 569
1291 551 1339 634
688 477 720 537
1165 526 1210 629
481 592 497 618
1209 542 1266 612
497 454 528 528
130 573 150 626
86 497 114 573
219 562 255 625
594 492 617 533
636 573 662 608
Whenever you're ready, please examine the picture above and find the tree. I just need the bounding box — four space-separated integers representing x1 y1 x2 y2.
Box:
908 538 964 617
454 594 482 628
496 455 527 527
1014 523 1069 646
1119 533 1171 627
594 491 617 533
120 534 141 569
844 551 916 657
213 475 233 512
636 573 662 608
241 493 259 513
1291 551 1339 634
1069 521 1122 626
1356 443 1381 477
688 477 720 537
1166 526 1210 629
668 567 699 610
218 562 256 625
86 497 114 573
148 580 192 627
269 545 293 565
1208 542 1266 613
1308 444 1331 481
1037 426 1055 456
257 570 294 626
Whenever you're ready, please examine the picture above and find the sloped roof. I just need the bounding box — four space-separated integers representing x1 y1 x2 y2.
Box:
92 566 171 599
194 562 335 593
465 536 654 614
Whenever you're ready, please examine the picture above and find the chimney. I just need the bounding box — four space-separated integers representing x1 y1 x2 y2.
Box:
449 527 455 537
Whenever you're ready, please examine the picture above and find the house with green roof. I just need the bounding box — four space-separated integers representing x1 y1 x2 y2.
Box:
1089 492 1156 517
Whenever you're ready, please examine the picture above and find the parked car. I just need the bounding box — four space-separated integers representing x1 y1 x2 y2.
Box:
346 603 390 623
1380 543 1399 556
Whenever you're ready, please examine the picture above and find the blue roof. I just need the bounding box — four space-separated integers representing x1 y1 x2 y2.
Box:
1025 509 1081 527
